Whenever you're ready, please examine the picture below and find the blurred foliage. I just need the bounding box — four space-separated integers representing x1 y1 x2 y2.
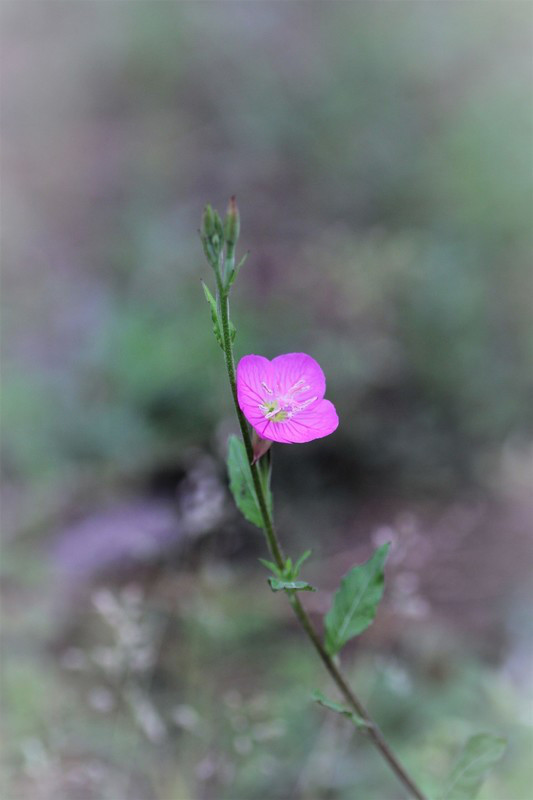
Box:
1 3 532 800
2 1 532 497
2 563 532 800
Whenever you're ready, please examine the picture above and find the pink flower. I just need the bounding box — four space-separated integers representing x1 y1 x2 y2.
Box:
236 353 339 444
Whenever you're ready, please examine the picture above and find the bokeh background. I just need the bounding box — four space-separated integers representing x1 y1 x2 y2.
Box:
1 2 532 799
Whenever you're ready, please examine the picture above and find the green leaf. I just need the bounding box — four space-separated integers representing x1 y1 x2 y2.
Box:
324 543 390 656
293 550 312 577
227 435 264 528
227 251 249 287
260 551 313 584
312 690 367 729
441 733 506 800
258 558 281 577
257 449 272 499
201 282 223 350
229 318 237 343
268 578 316 592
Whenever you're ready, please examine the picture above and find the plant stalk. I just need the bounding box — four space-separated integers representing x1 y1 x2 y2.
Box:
215 275 428 800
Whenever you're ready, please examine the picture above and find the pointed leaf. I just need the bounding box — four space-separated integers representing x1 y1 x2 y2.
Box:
293 550 312 577
227 251 249 287
257 449 273 518
324 543 390 656
227 435 264 528
258 558 282 577
268 578 316 592
202 282 223 350
228 253 250 289
441 733 506 800
312 690 367 729
256 445 272 490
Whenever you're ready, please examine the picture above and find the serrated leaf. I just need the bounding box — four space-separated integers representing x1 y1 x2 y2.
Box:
227 435 264 528
312 690 367 729
324 543 390 656
202 282 223 350
441 733 506 800
267 578 316 592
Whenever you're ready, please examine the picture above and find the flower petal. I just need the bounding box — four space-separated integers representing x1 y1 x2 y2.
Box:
259 399 339 444
271 352 326 404
236 354 274 428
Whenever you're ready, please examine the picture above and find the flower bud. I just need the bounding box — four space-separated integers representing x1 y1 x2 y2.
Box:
224 196 240 246
201 204 215 239
201 204 225 265
252 429 272 464
213 210 224 243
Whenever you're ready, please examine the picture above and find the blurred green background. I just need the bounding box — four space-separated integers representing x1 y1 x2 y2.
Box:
1 2 532 799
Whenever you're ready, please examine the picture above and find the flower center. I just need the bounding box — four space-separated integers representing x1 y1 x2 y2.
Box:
259 379 317 423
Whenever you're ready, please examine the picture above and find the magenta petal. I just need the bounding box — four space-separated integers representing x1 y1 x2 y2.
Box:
271 352 326 404
283 399 339 443
237 352 338 445
259 399 339 444
236 354 274 428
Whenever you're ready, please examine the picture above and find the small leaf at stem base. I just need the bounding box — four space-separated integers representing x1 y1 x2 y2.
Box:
312 689 368 730
258 557 281 577
268 578 316 592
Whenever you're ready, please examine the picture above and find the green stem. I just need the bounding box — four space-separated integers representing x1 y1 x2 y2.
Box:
215 273 286 569
216 278 428 800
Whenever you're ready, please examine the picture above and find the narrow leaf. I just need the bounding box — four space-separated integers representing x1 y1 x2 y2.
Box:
324 543 390 656
227 251 249 287
268 578 316 593
293 549 312 577
258 558 281 577
441 733 506 800
312 690 367 729
202 281 223 350
256 447 272 495
257 449 273 518
227 435 264 528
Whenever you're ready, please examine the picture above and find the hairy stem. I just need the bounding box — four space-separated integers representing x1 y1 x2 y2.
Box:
216 277 427 800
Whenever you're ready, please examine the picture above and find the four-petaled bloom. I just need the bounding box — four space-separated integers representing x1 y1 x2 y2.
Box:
236 353 339 444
